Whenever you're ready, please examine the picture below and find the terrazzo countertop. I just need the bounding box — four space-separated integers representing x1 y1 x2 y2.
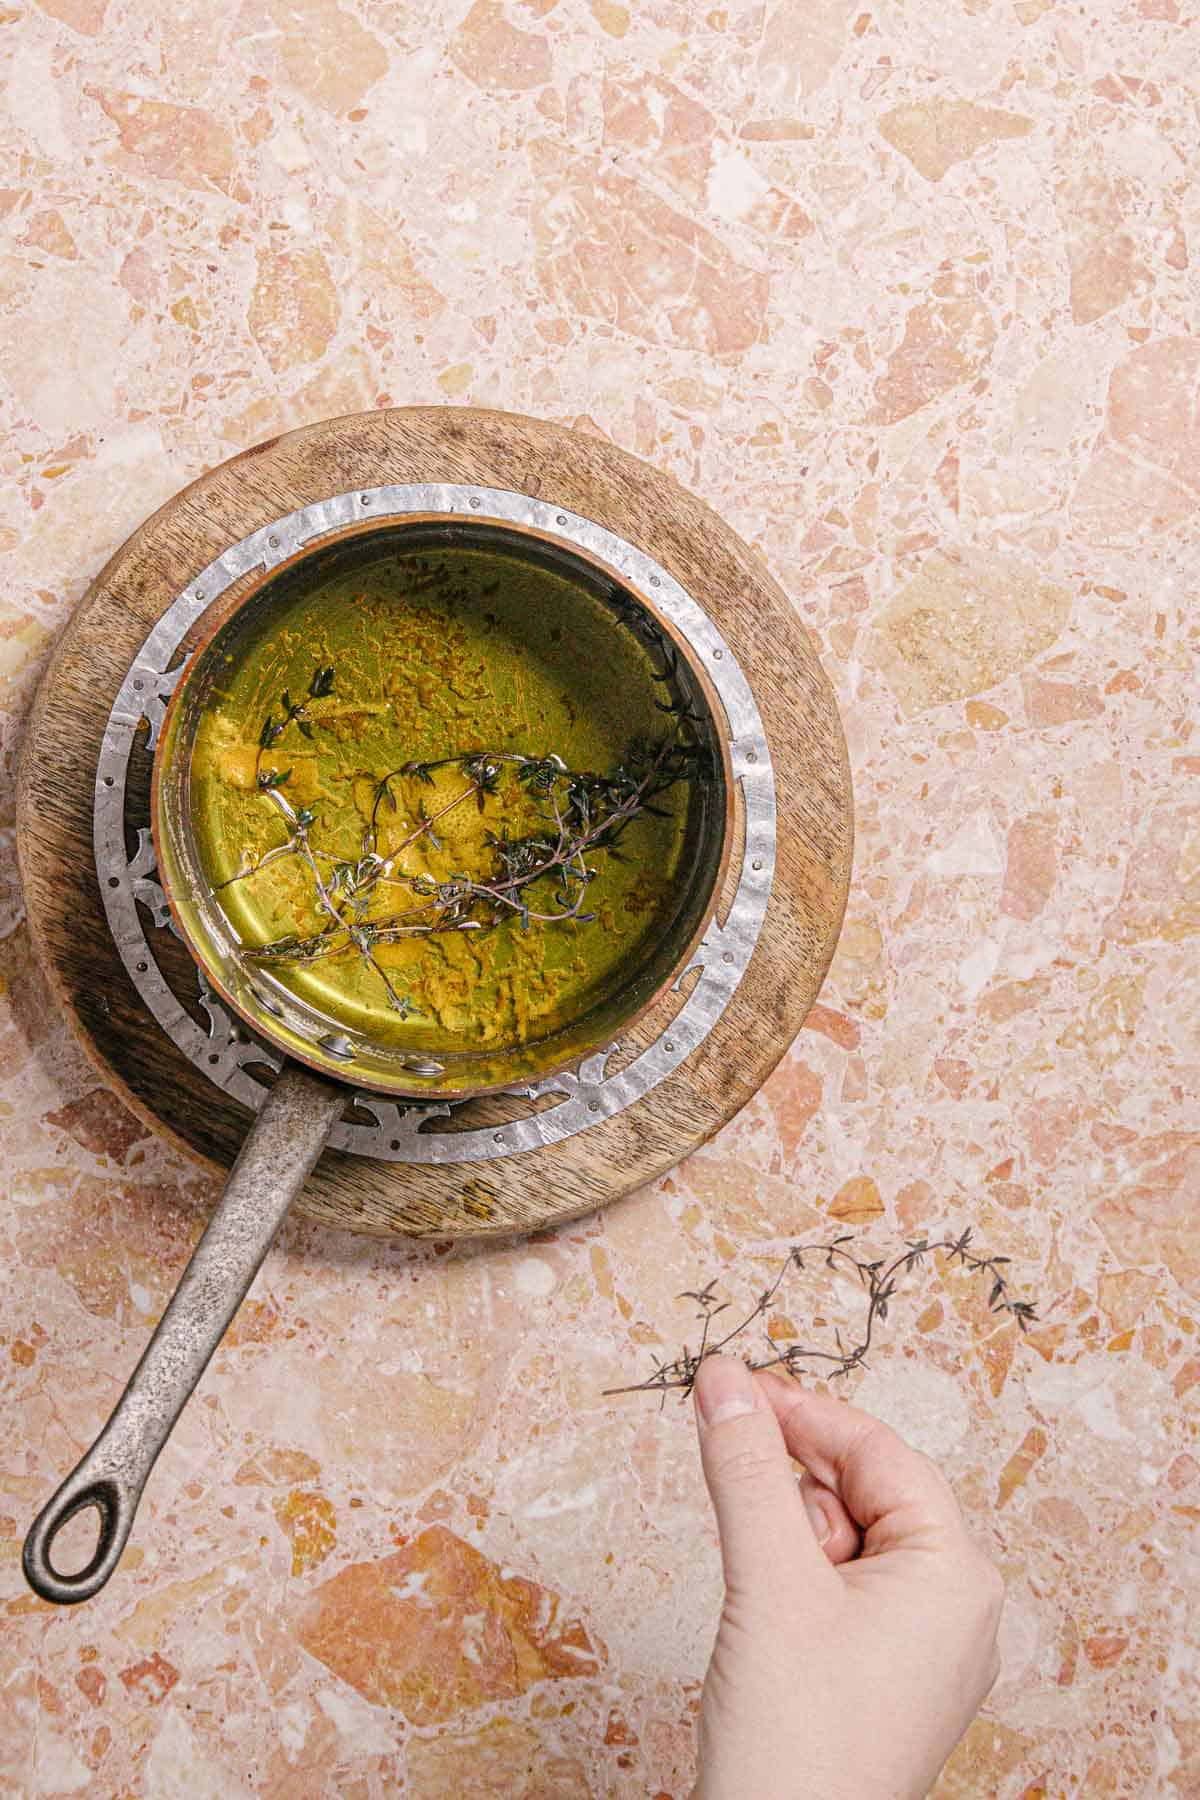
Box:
1 1 1198 1794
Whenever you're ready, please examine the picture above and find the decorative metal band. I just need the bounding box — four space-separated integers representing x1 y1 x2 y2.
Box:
94 486 776 1163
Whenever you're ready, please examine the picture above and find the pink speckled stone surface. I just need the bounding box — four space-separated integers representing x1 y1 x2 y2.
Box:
1 2 1197 1795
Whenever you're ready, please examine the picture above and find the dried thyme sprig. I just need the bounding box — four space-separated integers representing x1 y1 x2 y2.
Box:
604 1227 1038 1403
249 731 701 964
215 647 706 1021
212 664 335 891
368 731 702 937
256 663 335 788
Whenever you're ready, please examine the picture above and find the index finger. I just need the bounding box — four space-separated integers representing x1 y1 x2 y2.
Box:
755 1371 966 1550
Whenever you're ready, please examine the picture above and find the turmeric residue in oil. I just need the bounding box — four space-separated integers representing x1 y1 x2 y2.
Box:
189 546 697 1053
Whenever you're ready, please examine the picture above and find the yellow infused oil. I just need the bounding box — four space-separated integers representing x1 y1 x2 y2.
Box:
188 541 696 1054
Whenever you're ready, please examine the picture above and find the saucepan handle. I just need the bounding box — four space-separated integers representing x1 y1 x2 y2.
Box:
23 1064 345 1605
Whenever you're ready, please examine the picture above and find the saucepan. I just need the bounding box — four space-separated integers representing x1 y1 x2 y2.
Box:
23 514 733 1603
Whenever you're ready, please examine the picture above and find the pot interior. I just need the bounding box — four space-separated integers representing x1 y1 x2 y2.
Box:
154 518 731 1098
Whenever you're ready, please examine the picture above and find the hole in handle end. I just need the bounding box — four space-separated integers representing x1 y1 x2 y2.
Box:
23 1475 133 1606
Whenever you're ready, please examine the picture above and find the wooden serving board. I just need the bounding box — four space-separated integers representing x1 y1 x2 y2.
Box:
17 407 852 1238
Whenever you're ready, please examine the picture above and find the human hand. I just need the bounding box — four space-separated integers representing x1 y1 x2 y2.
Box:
691 1356 1003 1800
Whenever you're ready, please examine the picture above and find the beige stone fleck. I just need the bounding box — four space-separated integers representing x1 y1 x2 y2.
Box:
868 550 1072 715
328 198 446 322
1098 1270 1160 1333
451 0 553 91
879 100 1033 182
92 91 236 189
248 246 339 372
535 159 769 354
241 0 387 113
35 0 107 32
590 0 630 33
870 271 997 424
407 1718 590 1795
756 0 857 105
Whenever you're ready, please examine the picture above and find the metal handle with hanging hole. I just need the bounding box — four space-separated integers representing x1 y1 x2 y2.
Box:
23 1065 345 1605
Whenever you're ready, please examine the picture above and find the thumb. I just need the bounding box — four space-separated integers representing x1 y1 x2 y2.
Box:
693 1356 828 1599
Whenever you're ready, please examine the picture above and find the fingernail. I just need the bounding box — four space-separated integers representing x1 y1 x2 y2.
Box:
695 1356 757 1427
802 1488 833 1546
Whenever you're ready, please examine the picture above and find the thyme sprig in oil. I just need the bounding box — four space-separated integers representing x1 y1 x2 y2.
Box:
216 651 705 1022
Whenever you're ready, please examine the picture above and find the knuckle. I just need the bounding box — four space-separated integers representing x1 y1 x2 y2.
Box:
942 1540 1004 1624
916 1449 960 1505
971 1553 1006 1623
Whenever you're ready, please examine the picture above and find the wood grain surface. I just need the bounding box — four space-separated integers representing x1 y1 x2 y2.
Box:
16 406 852 1238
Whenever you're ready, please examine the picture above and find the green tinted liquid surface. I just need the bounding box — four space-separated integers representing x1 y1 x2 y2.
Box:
190 545 692 1051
